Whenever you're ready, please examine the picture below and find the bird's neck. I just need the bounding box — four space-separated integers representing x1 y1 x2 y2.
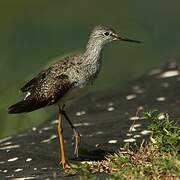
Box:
83 38 103 65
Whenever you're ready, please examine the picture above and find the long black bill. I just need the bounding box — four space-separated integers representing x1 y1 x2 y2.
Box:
120 37 141 43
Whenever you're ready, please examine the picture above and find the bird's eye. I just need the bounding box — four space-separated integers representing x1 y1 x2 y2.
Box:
104 32 110 36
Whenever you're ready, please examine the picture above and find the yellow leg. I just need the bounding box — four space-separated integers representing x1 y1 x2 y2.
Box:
57 112 70 169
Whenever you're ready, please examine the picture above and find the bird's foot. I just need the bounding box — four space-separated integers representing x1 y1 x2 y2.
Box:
72 131 81 157
59 159 70 169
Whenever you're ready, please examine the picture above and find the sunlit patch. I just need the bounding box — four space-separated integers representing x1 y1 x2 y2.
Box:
41 134 57 143
126 133 132 137
42 126 53 131
17 133 27 137
76 110 86 116
0 144 20 150
124 138 136 142
129 116 139 121
74 123 82 126
1 141 12 146
83 122 90 126
156 97 166 101
108 139 118 144
74 122 91 127
33 168 37 171
0 161 5 164
3 169 8 173
126 94 136 100
38 130 42 134
96 131 103 135
14 168 23 172
159 70 179 78
7 157 18 162
107 107 115 112
134 135 141 138
32 127 37 131
129 124 141 132
129 126 136 132
132 85 145 94
26 158 32 162
88 134 93 137
108 102 114 106
0 136 12 143
140 116 146 120
133 124 141 128
141 130 152 135
81 161 96 165
95 144 99 147
5 175 15 178
11 177 36 180
148 68 161 75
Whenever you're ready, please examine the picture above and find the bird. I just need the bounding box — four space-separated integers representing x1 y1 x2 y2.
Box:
8 25 140 169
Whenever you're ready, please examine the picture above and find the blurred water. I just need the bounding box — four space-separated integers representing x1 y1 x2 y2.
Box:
0 0 180 137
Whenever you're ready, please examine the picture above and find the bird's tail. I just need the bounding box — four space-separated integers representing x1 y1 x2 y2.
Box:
8 98 47 114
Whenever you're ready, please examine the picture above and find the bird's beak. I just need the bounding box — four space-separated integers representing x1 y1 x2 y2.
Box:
119 36 141 43
112 34 141 43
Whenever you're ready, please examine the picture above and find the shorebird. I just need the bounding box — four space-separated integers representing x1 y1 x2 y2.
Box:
8 25 140 169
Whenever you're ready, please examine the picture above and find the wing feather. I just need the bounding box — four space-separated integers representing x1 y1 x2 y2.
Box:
21 69 50 92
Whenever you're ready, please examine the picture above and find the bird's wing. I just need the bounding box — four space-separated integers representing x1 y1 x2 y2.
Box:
21 53 82 93
20 68 51 92
9 72 73 113
23 60 75 103
37 73 73 105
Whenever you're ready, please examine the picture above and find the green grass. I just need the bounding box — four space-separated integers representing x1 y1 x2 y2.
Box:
145 111 180 153
64 110 180 179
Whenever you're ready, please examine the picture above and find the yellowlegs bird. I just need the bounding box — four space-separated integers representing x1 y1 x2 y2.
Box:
8 25 140 169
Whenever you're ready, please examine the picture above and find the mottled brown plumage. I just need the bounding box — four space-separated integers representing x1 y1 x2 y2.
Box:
9 56 77 113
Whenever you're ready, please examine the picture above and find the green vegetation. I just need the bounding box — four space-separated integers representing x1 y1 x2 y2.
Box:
64 111 180 179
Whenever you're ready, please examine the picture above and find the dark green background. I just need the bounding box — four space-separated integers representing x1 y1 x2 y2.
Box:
1 1 180 137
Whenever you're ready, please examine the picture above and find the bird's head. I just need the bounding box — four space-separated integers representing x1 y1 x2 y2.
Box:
90 25 140 46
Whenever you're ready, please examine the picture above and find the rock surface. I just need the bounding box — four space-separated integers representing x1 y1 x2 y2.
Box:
1 59 180 179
